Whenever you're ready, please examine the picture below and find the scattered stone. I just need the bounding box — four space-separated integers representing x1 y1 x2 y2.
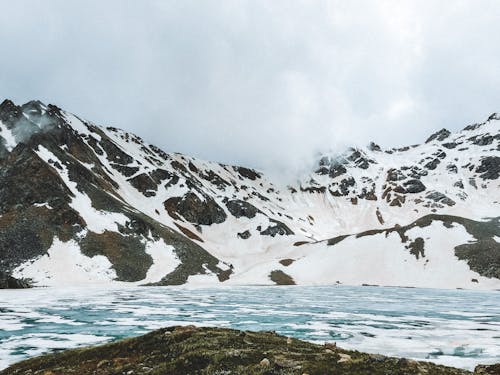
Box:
324 342 337 350
259 358 270 367
369 353 386 362
96 360 109 369
237 230 251 239
274 356 301 369
337 353 352 363
475 363 500 374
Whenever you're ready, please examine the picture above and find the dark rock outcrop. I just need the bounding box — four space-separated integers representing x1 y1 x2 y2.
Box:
164 192 227 225
0 271 31 289
476 156 500 180
233 166 261 180
426 192 456 206
260 219 294 237
269 270 295 285
237 230 251 239
128 173 158 197
403 179 426 193
426 128 451 143
226 199 261 219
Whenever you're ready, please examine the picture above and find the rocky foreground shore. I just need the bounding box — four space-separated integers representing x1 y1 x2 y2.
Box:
3 326 499 375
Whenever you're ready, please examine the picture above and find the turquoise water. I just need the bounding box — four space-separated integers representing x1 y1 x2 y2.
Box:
0 285 498 370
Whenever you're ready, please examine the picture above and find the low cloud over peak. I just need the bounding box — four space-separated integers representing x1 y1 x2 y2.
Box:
1 0 499 176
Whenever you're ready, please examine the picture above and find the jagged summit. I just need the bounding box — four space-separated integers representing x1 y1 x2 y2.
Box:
0 99 499 289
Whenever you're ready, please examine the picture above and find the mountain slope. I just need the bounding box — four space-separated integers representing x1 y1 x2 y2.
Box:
0 99 498 289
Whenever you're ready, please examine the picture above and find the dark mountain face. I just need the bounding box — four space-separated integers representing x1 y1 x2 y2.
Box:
0 100 231 285
0 99 498 288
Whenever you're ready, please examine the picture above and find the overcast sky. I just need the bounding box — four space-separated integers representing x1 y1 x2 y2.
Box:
1 0 499 175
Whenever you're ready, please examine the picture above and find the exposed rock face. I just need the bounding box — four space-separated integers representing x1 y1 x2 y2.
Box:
260 219 294 237
403 179 426 193
2 326 484 375
0 99 499 288
476 156 500 180
426 128 451 143
0 100 230 286
164 192 227 225
225 199 260 218
0 271 30 289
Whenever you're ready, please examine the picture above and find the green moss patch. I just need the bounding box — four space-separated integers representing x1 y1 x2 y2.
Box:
269 270 296 285
80 231 151 282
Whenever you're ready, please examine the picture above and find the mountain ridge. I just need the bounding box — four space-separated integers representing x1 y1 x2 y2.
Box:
0 99 499 289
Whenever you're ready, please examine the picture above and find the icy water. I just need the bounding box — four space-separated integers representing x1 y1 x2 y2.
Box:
0 285 498 370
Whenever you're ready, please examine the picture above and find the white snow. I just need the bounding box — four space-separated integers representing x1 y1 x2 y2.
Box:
0 120 17 151
140 239 181 284
186 273 220 285
33 202 53 209
12 238 117 286
224 221 500 290
61 111 97 138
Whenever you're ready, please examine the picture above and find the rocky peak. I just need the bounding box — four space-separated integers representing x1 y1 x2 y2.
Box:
0 99 22 123
425 128 451 143
368 141 381 152
487 112 500 121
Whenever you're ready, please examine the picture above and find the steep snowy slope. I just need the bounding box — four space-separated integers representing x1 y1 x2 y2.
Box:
0 99 498 289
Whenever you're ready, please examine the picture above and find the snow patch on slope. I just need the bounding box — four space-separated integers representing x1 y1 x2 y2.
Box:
225 221 500 290
61 112 98 139
140 240 181 284
282 222 499 289
36 145 128 233
0 120 17 151
12 238 117 286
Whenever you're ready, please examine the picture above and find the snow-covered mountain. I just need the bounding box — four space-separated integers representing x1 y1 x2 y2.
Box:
0 99 499 289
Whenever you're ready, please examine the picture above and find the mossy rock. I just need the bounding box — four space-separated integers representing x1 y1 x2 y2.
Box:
3 326 494 375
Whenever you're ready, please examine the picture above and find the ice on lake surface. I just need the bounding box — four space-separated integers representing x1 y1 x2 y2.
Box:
0 285 499 370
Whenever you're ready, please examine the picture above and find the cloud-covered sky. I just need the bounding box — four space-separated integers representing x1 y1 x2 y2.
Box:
1 0 499 175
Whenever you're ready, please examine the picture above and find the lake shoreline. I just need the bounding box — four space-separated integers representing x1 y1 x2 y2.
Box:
2 326 499 375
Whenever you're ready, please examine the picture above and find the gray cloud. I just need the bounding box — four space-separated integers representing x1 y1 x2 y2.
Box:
1 0 499 177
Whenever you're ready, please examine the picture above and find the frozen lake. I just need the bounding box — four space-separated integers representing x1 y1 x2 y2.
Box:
0 285 498 370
